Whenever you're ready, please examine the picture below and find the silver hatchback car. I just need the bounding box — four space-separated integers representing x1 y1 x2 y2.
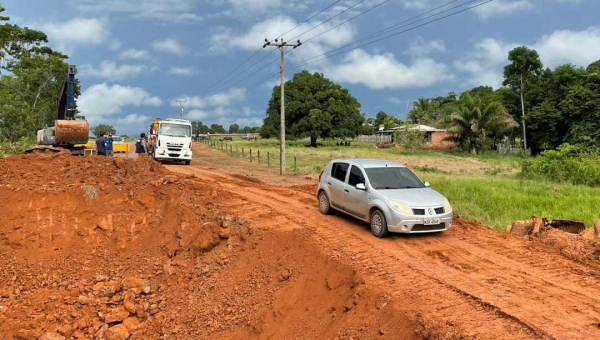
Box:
317 159 453 238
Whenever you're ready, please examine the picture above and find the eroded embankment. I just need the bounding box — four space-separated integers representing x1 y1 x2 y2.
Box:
0 154 423 340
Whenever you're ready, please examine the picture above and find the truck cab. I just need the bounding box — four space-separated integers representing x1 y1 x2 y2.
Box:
152 118 193 165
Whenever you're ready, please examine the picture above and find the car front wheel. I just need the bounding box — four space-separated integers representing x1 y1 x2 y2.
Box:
370 210 389 238
318 191 331 215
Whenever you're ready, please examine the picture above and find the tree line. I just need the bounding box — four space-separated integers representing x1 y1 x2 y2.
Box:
191 121 260 135
405 47 600 154
0 6 79 143
258 48 600 155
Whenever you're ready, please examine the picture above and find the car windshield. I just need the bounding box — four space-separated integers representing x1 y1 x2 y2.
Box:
158 123 191 137
365 167 425 190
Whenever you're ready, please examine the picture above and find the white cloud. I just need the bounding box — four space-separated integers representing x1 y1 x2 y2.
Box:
39 18 110 53
473 0 533 19
329 49 452 90
78 84 161 117
74 0 202 22
79 61 147 80
120 49 150 60
152 38 186 55
456 26 600 88
406 38 447 57
168 67 195 76
171 88 247 109
209 15 355 65
535 27 600 67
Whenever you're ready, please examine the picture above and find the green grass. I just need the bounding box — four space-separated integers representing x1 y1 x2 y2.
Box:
422 173 600 231
204 138 600 231
209 138 523 176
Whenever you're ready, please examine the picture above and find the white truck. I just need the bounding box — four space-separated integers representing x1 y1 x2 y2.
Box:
152 118 193 165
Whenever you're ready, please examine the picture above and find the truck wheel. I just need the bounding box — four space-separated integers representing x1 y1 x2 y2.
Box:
185 160 191 165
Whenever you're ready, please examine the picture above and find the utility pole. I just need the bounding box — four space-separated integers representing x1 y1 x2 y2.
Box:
176 99 186 119
263 37 301 175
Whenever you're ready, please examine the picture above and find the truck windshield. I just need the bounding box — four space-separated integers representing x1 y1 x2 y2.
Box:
158 123 191 137
365 167 425 190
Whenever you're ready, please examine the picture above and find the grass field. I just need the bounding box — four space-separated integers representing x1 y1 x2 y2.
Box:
202 138 600 231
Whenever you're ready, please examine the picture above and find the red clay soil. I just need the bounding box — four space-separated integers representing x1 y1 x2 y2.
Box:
166 148 600 340
0 154 424 340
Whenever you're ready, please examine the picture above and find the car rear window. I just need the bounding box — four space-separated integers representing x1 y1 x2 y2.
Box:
365 167 425 189
331 162 349 182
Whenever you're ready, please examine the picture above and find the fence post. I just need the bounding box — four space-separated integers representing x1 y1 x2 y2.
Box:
242 147 244 157
267 152 270 167
236 147 238 157
258 150 261 164
294 156 297 175
250 149 252 162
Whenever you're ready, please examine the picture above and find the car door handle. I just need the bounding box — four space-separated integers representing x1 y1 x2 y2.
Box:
344 189 349 193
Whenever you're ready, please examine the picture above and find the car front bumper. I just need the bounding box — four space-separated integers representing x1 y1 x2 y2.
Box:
386 210 453 234
154 148 192 161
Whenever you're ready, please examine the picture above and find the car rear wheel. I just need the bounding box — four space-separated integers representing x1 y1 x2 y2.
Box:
318 191 331 215
370 210 389 238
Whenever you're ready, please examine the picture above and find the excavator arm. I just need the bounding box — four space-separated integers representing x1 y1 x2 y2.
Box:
56 65 77 120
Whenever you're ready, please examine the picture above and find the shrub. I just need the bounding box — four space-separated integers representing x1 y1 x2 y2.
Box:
521 143 600 186
0 137 36 158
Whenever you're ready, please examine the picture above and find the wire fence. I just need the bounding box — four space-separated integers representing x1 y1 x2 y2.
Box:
202 139 309 175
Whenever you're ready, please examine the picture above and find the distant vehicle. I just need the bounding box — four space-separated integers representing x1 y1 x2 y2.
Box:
151 118 193 165
241 134 257 140
111 136 124 144
317 159 453 238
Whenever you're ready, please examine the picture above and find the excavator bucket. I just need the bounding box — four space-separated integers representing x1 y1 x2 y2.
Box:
54 120 89 145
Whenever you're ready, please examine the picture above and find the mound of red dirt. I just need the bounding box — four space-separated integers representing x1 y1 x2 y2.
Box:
0 154 421 340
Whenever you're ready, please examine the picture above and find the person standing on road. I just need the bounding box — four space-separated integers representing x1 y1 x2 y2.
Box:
96 132 106 156
105 134 114 157
135 133 148 156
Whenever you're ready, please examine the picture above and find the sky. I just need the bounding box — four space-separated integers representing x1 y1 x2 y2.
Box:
4 0 600 136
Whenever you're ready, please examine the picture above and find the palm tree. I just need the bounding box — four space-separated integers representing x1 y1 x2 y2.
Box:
441 93 517 154
407 98 439 125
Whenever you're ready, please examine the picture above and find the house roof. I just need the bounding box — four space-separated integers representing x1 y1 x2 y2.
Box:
377 124 446 133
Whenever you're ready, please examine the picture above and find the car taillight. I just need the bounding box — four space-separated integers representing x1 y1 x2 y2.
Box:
318 170 323 182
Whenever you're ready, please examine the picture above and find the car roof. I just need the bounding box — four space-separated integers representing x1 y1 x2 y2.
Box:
331 159 406 168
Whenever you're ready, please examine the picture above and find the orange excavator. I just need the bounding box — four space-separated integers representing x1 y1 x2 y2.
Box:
25 65 89 155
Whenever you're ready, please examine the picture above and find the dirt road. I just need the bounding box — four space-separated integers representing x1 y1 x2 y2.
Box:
166 144 600 340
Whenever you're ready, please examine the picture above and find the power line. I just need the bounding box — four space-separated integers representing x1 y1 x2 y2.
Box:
304 0 467 45
203 0 494 111
288 0 493 71
287 0 369 41
203 0 343 96
208 0 393 97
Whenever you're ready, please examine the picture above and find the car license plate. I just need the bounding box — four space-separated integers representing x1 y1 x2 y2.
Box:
423 218 441 225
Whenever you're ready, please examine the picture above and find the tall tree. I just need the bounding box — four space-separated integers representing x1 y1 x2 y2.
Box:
373 111 389 130
261 71 362 147
191 121 209 136
442 93 517 154
228 123 240 134
503 46 543 150
91 124 116 137
210 124 226 134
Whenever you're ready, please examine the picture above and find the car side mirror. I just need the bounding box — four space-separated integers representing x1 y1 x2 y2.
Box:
356 183 366 191
424 181 430 187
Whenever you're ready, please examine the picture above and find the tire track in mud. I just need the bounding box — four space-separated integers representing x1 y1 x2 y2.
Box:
169 165 600 339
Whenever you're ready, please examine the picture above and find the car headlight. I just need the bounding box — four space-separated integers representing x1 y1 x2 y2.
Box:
444 198 452 213
387 200 413 214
